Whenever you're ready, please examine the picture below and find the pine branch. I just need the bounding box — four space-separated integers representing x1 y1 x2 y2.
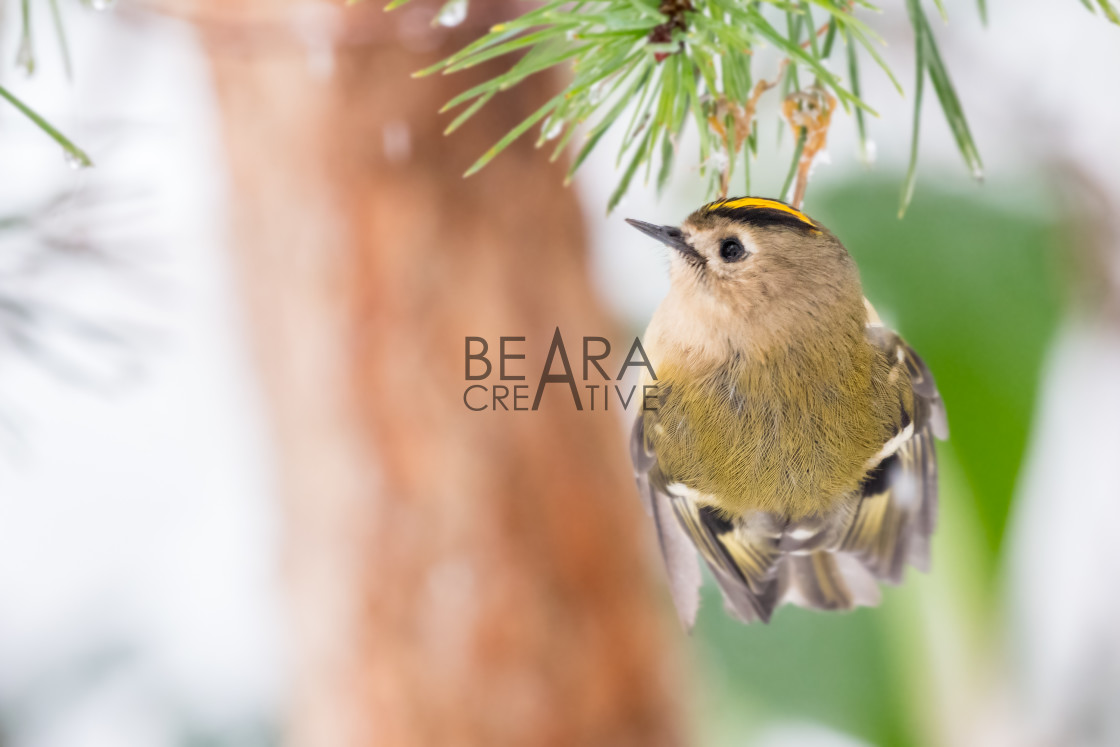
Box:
2 0 94 168
385 0 1119 213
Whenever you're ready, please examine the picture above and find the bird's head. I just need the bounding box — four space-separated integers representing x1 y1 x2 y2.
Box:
627 197 865 344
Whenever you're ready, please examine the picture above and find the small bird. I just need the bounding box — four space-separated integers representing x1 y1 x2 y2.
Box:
627 197 948 629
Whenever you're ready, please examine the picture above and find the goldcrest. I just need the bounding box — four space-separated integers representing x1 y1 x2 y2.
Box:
628 197 948 628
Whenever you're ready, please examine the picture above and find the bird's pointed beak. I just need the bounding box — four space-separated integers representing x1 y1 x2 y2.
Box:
625 219 706 266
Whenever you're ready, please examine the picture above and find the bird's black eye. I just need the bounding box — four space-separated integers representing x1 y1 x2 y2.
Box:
719 237 748 262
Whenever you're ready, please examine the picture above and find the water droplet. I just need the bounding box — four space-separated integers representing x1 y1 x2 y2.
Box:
434 0 468 28
15 40 34 77
807 151 829 179
707 148 729 173
63 149 92 170
382 121 412 164
541 116 564 142
290 2 340 82
89 0 118 10
588 82 607 105
862 139 877 166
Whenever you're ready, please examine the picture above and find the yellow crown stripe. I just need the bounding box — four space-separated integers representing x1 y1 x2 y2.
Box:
706 197 815 227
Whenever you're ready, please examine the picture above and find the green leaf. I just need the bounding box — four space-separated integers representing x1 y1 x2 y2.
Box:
1096 0 1120 24
845 29 870 166
742 129 752 195
617 61 662 163
413 0 580 76
806 5 823 60
443 28 574 74
656 129 675 194
654 49 681 131
551 49 647 158
747 8 862 111
444 90 495 135
17 0 35 76
785 6 803 91
914 4 984 180
845 22 904 96
679 60 712 168
607 127 653 213
622 0 664 23
721 48 753 103
780 127 807 202
900 0 927 217
821 18 839 59
406 0 999 208
647 54 686 185
47 0 73 82
566 59 654 179
0 85 92 168
462 92 564 177
568 39 643 93
547 114 583 160
439 41 584 112
566 126 612 183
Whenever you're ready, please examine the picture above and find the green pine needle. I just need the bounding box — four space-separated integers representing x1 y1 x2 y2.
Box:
48 0 74 82
1096 0 1120 23
0 86 92 168
844 29 870 166
17 0 36 76
1 0 91 167
385 0 1113 213
780 127 808 202
900 0 926 217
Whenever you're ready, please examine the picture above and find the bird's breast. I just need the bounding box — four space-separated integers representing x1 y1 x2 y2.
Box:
647 349 893 520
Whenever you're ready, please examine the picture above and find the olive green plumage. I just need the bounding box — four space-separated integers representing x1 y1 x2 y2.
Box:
627 197 947 629
651 328 910 521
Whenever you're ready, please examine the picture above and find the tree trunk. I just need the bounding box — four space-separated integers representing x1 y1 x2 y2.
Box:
190 2 685 745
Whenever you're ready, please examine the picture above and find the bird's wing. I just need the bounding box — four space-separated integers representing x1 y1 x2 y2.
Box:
631 415 702 631
631 316 948 624
863 303 948 440
669 495 785 623
838 324 947 582
631 415 784 626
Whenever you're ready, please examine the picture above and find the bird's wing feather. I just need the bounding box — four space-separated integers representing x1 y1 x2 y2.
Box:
864 309 948 439
631 414 783 626
782 551 881 611
901 342 950 440
668 497 783 623
631 415 702 631
838 325 946 582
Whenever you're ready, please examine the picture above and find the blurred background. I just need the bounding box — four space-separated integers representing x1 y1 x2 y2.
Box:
0 0 1118 745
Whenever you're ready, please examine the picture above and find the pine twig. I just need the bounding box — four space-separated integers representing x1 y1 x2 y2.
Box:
383 0 1119 213
782 85 836 208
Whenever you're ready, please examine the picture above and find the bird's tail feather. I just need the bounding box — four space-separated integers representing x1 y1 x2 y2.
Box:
781 552 881 611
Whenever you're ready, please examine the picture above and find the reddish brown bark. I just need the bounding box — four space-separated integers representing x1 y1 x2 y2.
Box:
191 2 686 745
